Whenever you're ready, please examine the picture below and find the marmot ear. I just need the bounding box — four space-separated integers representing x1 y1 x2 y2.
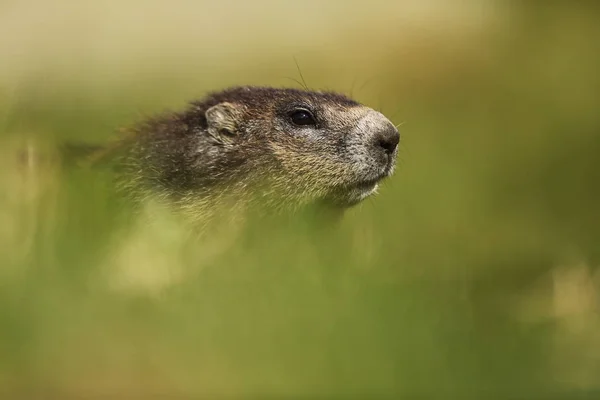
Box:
205 102 243 143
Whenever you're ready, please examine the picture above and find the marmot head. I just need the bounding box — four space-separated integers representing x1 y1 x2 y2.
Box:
128 86 400 214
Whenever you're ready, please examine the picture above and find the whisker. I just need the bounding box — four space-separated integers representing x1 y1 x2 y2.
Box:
293 57 309 90
284 77 308 89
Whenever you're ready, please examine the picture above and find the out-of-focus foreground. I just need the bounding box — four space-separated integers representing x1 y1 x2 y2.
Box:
1 1 599 398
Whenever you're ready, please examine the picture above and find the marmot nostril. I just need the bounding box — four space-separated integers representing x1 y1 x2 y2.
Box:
375 126 400 155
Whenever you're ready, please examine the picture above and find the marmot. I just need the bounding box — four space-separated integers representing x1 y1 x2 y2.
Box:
86 86 400 222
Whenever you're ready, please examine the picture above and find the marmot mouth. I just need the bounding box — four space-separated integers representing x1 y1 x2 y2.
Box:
339 180 380 206
325 176 384 207
352 168 391 190
353 178 380 191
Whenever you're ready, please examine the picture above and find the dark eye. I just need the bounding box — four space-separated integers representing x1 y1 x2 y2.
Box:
289 109 316 126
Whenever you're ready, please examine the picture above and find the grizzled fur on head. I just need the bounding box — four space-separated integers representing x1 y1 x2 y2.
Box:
121 86 399 220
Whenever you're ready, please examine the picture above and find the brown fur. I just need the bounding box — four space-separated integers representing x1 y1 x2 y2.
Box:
87 86 400 223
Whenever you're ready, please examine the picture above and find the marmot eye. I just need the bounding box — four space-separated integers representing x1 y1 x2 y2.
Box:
289 109 316 126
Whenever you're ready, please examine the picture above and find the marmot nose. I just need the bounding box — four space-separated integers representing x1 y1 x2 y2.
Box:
374 125 400 155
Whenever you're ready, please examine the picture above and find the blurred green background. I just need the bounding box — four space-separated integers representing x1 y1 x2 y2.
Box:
1 1 600 398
